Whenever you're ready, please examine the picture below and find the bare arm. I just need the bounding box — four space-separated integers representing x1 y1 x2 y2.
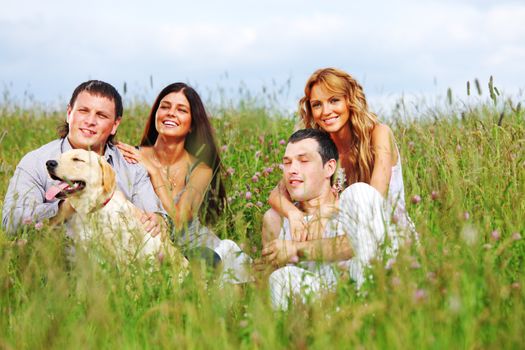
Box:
369 124 397 197
268 180 297 217
268 180 308 241
163 164 212 229
296 235 353 262
262 235 353 267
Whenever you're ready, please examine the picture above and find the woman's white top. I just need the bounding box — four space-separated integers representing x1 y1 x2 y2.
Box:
386 148 418 239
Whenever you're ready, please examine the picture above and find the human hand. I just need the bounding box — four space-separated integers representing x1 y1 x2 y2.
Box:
116 142 159 176
253 257 274 273
261 239 298 267
288 210 308 242
305 222 324 241
139 212 166 239
115 142 141 164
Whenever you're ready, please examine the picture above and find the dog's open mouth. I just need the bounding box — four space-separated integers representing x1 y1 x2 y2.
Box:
45 176 86 201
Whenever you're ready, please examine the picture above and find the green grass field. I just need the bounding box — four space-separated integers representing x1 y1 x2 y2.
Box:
0 88 524 349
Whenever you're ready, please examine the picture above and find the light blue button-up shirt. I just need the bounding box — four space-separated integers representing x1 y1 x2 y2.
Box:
2 137 165 234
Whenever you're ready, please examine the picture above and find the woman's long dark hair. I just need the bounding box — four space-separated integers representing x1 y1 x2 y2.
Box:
140 82 226 224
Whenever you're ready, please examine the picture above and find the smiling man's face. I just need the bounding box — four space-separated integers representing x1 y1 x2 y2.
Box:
283 138 331 202
66 91 121 154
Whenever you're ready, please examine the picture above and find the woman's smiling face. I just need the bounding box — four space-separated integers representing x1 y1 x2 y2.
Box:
309 83 349 134
155 91 192 138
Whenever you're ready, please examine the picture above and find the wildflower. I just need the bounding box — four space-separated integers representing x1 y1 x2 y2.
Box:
256 201 263 208
279 139 286 145
490 230 500 241
157 251 165 264
226 167 235 176
251 175 259 183
463 211 470 220
391 214 399 224
22 217 32 225
245 191 252 200
263 166 274 176
411 195 421 204
456 144 462 152
289 255 299 263
431 191 439 200
245 203 254 208
426 271 436 281
255 150 262 158
227 196 233 203
413 289 427 302
334 167 347 193
390 276 401 287
278 164 284 171
410 259 421 269
220 145 228 152
16 239 28 248
35 222 43 230
408 141 415 151
512 232 521 241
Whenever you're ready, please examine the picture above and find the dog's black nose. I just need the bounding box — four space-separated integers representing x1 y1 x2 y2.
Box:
46 160 58 170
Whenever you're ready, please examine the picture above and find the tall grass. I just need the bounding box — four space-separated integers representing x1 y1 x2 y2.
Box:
0 87 524 349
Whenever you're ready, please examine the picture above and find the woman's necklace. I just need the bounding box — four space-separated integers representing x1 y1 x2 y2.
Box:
152 147 178 190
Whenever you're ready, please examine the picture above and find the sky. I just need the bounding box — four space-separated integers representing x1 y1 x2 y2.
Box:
1 0 524 113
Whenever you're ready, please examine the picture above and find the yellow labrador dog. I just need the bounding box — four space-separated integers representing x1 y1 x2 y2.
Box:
45 149 187 269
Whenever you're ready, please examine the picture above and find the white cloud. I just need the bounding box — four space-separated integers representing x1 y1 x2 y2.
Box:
0 0 523 108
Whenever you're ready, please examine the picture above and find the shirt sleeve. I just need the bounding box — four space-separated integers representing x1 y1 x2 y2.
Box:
130 166 167 215
2 162 60 234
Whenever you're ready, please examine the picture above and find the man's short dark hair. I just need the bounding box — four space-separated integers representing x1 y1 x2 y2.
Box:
288 128 338 164
58 80 123 143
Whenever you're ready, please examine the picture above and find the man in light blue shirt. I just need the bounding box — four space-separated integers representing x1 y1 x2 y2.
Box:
2 80 166 235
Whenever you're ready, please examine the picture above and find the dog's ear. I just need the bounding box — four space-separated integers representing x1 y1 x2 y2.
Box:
99 157 116 195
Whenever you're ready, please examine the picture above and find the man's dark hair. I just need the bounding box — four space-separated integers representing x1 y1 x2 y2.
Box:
58 80 123 143
288 128 338 164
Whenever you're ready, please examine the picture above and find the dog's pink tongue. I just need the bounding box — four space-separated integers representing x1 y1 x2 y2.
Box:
45 182 70 201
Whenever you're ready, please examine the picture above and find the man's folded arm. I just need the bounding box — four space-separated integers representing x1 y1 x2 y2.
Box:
295 235 354 262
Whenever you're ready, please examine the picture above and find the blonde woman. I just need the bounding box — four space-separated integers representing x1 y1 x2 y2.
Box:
263 68 416 246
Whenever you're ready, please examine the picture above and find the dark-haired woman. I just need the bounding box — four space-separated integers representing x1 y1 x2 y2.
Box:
117 83 251 283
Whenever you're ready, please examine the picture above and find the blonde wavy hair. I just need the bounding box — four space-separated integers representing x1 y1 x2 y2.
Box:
299 68 378 184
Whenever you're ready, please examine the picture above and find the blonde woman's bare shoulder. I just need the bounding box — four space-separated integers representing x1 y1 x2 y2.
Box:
372 123 393 138
371 123 398 164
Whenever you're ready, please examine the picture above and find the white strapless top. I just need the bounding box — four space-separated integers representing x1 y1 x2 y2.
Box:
386 148 417 238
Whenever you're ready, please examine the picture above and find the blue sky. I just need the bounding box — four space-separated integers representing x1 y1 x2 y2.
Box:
1 0 524 112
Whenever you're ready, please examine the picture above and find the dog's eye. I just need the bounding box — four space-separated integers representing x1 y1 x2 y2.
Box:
72 158 85 162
